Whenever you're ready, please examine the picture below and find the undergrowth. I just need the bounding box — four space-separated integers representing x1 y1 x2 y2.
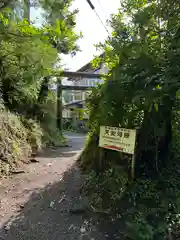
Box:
82 124 180 239
40 92 68 147
84 165 180 239
0 96 67 176
43 129 67 147
21 117 43 152
0 105 32 175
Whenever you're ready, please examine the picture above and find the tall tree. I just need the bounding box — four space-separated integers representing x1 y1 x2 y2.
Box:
0 0 80 120
80 0 180 178
31 0 80 119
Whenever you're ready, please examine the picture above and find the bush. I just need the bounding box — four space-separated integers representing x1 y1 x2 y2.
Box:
84 166 129 211
84 163 180 239
21 117 43 153
0 105 32 175
40 91 67 147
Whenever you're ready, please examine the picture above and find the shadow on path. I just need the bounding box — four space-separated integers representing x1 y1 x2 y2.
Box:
0 164 106 240
0 133 124 240
36 133 86 159
37 148 82 159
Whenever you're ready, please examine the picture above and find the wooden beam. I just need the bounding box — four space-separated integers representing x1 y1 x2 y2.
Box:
61 85 91 91
53 71 105 80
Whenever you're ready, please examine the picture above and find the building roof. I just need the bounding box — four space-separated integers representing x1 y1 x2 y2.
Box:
63 100 85 108
67 53 105 81
77 53 105 72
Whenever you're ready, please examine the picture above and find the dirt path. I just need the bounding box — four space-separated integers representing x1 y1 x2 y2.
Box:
0 133 114 240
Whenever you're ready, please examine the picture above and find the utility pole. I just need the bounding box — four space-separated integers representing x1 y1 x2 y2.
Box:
57 78 62 132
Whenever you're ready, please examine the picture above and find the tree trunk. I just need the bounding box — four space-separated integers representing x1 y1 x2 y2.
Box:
135 96 172 178
33 76 49 120
57 78 62 131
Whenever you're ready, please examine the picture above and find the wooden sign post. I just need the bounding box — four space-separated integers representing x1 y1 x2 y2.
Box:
99 126 137 180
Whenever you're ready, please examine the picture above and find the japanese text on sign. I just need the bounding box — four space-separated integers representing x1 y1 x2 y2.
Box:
99 126 136 154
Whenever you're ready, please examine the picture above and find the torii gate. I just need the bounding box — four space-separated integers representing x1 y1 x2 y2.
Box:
53 70 106 130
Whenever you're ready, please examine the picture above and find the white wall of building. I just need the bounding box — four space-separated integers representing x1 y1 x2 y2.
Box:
62 109 71 118
62 63 108 120
72 64 108 101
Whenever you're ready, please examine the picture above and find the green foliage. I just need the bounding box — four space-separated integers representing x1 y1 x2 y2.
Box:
80 0 180 176
33 0 81 54
79 0 180 239
85 166 129 211
0 0 80 112
0 11 58 111
84 162 180 239
0 1 79 174
40 91 67 146
44 130 67 147
21 117 43 152
0 0 14 11
125 221 155 240
0 105 31 174
124 173 180 239
171 110 180 159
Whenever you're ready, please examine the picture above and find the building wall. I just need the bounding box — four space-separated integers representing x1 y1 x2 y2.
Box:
72 63 107 101
62 62 108 120
62 108 72 118
62 90 74 103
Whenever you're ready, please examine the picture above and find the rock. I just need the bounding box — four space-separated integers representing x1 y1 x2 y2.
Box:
49 201 55 209
29 158 39 163
64 144 70 147
16 204 24 212
80 226 86 233
69 207 87 214
11 170 25 174
31 153 37 158
20 204 24 209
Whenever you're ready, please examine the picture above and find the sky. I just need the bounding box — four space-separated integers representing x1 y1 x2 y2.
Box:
31 0 120 71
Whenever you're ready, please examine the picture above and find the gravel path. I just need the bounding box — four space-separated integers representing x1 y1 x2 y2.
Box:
0 133 115 240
